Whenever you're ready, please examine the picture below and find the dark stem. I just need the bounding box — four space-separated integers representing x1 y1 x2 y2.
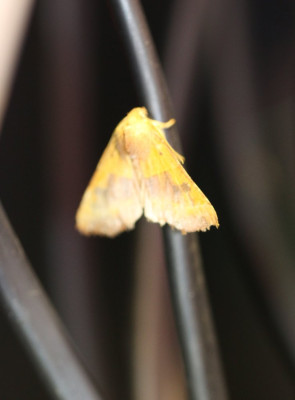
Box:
108 0 228 399
0 203 104 400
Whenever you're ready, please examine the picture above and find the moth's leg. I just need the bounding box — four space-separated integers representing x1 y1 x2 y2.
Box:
154 118 175 129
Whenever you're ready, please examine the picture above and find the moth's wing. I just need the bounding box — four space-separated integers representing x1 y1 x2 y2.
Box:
139 133 219 233
76 134 143 237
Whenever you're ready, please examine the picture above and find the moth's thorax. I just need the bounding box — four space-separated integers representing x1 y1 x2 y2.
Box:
122 124 151 159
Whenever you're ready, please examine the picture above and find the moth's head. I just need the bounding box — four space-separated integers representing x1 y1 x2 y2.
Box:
121 107 149 135
126 107 148 122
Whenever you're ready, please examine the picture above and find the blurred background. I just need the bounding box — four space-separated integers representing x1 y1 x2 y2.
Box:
0 0 295 399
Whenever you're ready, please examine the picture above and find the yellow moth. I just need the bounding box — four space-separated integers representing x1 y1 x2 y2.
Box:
76 107 219 237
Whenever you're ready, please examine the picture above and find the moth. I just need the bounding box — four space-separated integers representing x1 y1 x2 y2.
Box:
76 107 219 237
